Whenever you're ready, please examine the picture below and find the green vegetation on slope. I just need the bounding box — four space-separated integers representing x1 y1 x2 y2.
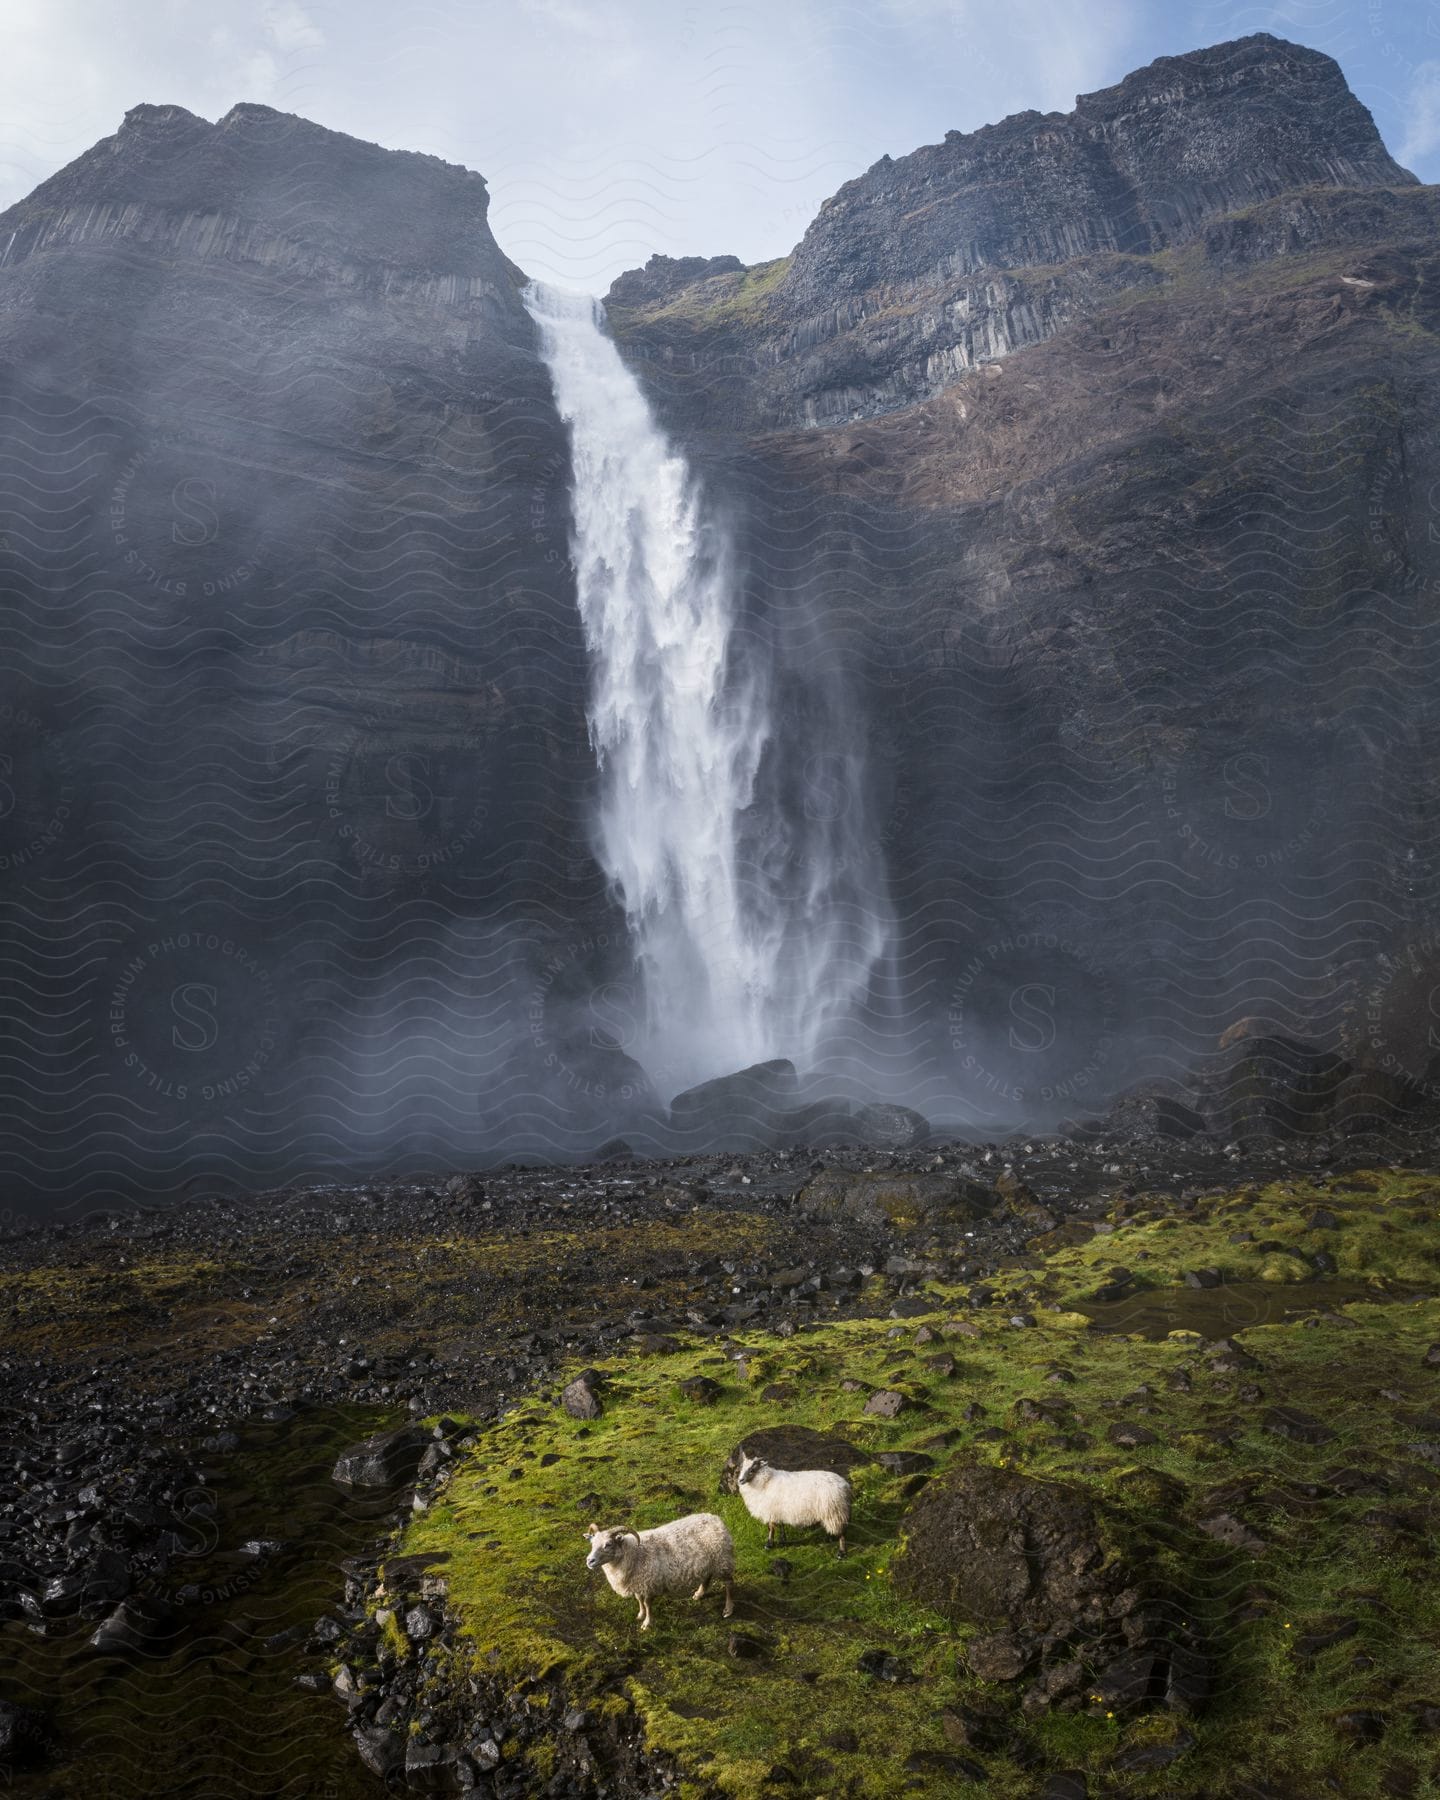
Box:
388 1171 1440 1798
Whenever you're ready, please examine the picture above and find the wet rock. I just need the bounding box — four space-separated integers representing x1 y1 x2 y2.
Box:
851 1102 932 1149
677 1376 721 1405
720 1426 871 1493
403 1604 435 1641
1102 1081 1207 1139
726 1630 765 1659
332 1424 430 1488
353 1726 404 1778
669 1059 799 1149
404 1738 466 1789
797 1168 992 1234
966 1632 1034 1681
562 1372 603 1420
1022 1658 1085 1711
88 1595 175 1655
1042 1776 1087 1800
1183 1267 1222 1288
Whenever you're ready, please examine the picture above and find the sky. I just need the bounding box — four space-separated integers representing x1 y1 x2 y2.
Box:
1 0 1437 291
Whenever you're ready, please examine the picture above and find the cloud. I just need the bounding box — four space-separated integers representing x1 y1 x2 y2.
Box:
262 2 325 54
1397 59 1440 168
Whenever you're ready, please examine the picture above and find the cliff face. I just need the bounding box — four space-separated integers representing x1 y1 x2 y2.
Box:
607 34 1418 431
0 102 602 1205
608 35 1440 1116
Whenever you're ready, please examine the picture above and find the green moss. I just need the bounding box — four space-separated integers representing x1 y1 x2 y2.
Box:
395 1169 1440 1798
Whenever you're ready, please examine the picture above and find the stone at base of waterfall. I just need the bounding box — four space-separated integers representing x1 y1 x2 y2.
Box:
669 1060 800 1149
851 1102 932 1149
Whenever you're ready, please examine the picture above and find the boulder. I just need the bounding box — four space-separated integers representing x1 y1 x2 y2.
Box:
669 1059 799 1149
851 1102 932 1149
720 1425 873 1494
1098 1080 1208 1140
562 1371 603 1420
331 1424 430 1488
797 1168 992 1233
893 1462 1210 1717
894 1464 1105 1627
1190 1035 1349 1141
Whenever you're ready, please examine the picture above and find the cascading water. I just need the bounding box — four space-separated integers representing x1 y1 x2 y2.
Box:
524 281 891 1094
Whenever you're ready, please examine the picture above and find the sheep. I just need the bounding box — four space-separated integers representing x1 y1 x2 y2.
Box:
736 1451 851 1555
583 1513 735 1630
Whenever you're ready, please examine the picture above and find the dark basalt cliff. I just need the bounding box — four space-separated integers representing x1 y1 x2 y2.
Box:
1 35 1439 1204
0 101 599 1203
607 35 1417 431
606 34 1440 1117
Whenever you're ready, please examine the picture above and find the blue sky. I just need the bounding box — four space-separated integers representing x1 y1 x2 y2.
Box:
2 0 1437 290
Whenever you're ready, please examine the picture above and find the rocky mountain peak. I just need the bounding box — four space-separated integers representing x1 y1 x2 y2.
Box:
783 33 1414 304
607 252 744 309
3 98 516 281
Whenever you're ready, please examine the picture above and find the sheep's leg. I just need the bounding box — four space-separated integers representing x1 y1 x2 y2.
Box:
722 1579 735 1619
836 1531 847 1557
692 1579 707 1600
765 1523 777 1548
636 1597 650 1630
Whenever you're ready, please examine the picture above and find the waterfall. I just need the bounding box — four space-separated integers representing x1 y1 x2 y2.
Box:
524 281 891 1095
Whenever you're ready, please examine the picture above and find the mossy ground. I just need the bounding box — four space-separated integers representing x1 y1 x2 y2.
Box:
397 1171 1440 1798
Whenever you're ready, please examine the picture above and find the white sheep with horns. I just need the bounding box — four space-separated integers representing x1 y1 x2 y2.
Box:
736 1450 851 1554
583 1514 736 1630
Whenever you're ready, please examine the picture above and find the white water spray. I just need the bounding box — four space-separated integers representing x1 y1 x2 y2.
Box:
524 282 890 1093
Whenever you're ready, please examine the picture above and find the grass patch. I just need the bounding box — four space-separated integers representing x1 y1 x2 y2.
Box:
392 1170 1440 1798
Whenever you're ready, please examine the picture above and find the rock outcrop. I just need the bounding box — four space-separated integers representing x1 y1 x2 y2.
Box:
894 1462 1212 1717
0 100 604 1201
607 35 1415 432
607 35 1440 1132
